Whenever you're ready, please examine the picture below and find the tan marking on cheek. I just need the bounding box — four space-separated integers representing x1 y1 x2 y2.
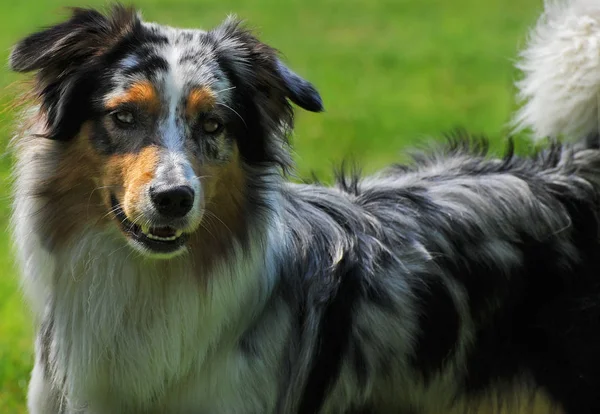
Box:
106 81 160 113
201 145 246 223
34 123 105 249
104 145 160 219
188 144 247 277
185 87 216 118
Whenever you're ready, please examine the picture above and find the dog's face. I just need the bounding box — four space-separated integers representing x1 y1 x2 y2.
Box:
10 5 322 258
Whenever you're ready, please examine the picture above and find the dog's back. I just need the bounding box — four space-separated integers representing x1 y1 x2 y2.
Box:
277 133 600 413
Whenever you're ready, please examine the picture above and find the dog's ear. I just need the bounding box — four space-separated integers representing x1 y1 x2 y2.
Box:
209 18 324 117
9 4 140 140
208 18 323 169
274 60 324 113
9 5 138 74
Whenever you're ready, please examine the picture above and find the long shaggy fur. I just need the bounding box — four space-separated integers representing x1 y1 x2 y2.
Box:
10 3 600 414
513 0 600 141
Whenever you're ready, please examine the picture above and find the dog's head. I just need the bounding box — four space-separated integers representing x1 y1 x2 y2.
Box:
10 4 322 258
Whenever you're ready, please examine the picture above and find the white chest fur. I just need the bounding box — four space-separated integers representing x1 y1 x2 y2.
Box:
19 218 288 413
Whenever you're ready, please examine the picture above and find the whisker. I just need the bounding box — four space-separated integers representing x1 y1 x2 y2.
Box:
101 205 122 221
199 220 218 241
87 185 117 217
130 212 151 229
213 86 237 95
190 174 213 180
216 102 247 128
203 209 233 236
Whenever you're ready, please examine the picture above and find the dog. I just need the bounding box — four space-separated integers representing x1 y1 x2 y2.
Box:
9 1 600 413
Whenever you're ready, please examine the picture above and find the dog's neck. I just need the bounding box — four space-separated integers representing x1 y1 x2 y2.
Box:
24 194 285 408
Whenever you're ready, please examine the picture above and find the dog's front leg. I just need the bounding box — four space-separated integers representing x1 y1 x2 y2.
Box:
27 358 64 414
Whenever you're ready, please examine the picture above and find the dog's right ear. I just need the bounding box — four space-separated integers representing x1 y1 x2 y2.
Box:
9 5 138 74
9 4 140 140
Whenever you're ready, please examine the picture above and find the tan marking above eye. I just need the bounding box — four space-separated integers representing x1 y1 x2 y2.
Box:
186 87 216 118
106 81 160 113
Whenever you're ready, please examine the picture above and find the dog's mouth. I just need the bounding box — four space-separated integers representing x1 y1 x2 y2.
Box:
110 194 189 254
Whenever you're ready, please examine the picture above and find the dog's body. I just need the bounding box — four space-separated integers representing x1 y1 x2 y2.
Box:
10 2 600 414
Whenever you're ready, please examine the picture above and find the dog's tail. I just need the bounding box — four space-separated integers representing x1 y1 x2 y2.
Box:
513 0 600 144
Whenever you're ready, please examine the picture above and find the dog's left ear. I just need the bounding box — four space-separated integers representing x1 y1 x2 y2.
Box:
274 59 324 113
209 18 324 115
209 18 323 170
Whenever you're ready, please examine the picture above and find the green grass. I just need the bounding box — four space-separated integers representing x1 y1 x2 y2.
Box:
0 0 543 412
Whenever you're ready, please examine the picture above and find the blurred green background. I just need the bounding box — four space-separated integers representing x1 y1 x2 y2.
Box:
0 0 543 412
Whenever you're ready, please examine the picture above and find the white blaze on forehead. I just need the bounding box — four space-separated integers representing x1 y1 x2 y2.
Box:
105 23 237 152
161 36 186 151
154 30 235 151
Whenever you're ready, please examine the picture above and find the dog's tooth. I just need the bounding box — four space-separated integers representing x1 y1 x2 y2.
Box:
142 228 184 242
145 232 180 241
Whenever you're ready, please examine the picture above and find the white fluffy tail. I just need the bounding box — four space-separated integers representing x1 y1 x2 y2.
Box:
513 0 600 141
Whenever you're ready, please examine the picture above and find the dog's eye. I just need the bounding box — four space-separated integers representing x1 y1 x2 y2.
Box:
202 118 223 134
112 110 135 127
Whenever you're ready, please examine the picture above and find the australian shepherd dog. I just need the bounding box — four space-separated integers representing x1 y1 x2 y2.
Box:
10 1 600 413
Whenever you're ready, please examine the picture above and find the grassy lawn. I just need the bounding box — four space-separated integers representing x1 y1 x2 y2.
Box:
0 0 544 412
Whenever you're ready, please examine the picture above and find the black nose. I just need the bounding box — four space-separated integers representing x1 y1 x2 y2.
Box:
150 185 195 218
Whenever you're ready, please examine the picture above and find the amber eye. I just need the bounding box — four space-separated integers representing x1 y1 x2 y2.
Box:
202 118 223 134
112 110 135 127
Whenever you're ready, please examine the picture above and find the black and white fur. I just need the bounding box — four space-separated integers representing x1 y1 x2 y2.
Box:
9 1 600 413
